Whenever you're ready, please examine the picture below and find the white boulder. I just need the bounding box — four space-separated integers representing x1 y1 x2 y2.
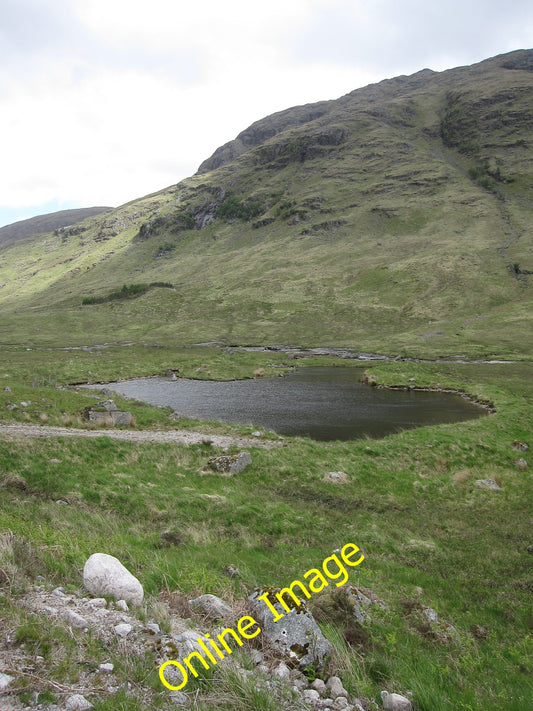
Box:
83 553 143 606
381 690 413 711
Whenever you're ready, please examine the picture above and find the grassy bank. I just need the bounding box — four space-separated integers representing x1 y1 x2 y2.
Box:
0 347 531 710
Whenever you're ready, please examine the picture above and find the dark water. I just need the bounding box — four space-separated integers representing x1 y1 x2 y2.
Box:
94 367 487 441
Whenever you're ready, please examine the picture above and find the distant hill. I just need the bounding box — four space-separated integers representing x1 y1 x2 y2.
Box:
0 50 531 357
0 207 112 246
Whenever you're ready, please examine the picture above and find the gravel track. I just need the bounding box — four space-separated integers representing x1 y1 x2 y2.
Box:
0 423 281 449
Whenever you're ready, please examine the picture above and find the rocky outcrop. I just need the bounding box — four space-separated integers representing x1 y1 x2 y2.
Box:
249 588 333 672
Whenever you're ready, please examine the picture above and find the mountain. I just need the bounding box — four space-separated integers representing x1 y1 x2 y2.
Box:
0 49 532 357
0 207 113 247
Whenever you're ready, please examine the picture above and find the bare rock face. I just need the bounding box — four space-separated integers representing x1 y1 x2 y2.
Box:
83 553 143 606
249 589 333 672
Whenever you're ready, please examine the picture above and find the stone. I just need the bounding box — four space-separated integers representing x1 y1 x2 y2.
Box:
249 589 333 672
273 661 291 680
86 597 107 608
326 676 348 699
326 471 348 483
514 458 528 470
83 553 143 605
311 678 327 696
474 479 502 490
145 622 160 634
302 689 321 704
169 690 189 706
512 440 529 451
380 690 412 711
115 599 129 612
332 697 350 710
0 672 14 691
114 623 133 637
188 593 232 620
99 663 114 673
207 451 252 475
65 694 94 711
224 564 240 577
65 610 89 630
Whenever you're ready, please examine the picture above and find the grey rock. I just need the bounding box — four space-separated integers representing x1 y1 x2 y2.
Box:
515 458 528 470
381 690 412 711
207 451 252 475
145 622 160 634
115 599 129 612
0 672 14 690
169 690 190 706
302 688 321 704
326 471 348 483
326 676 348 699
114 623 133 637
65 695 94 711
99 663 114 673
65 610 89 630
332 698 350 710
189 593 232 619
474 479 502 490
249 589 333 671
86 597 107 608
98 399 117 411
311 678 327 696
273 661 291 680
83 553 143 605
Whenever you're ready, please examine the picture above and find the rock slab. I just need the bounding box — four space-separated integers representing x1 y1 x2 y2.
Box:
83 553 143 605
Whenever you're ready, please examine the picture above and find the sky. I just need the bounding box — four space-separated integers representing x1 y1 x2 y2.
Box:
0 0 532 228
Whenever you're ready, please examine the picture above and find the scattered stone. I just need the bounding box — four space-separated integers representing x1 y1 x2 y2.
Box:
169 690 189 705
273 661 291 680
514 458 528 470
86 597 107 608
114 623 133 637
251 649 264 665
115 599 129 612
3 386 12 392
98 399 117 411
302 689 321 704
189 593 232 620
145 622 160 634
65 609 89 630
249 589 333 672
65 694 94 711
49 458 61 463
0 672 14 691
84 407 133 427
252 431 262 437
207 451 252 475
380 690 412 711
224 563 240 577
326 471 348 483
311 678 327 696
326 676 348 699
332 697 350 710
99 663 114 673
512 440 529 451
52 587 68 597
474 479 502 490
526 545 533 554
83 553 143 605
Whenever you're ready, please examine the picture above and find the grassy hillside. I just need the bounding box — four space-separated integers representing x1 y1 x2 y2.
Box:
0 50 532 356
0 207 112 247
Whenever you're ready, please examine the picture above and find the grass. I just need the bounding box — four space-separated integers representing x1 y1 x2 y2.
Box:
0 347 532 709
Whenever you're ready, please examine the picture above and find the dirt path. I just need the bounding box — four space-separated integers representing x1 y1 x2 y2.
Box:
0 423 282 449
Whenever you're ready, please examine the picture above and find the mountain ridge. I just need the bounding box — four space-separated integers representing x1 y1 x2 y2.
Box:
0 49 532 357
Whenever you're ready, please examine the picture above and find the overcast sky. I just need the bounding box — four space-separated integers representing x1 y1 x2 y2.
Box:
1 0 532 228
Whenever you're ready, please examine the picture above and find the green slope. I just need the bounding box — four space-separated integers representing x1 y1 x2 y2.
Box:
0 50 532 356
